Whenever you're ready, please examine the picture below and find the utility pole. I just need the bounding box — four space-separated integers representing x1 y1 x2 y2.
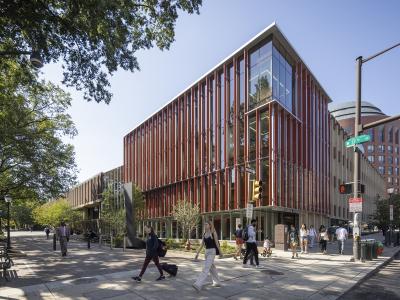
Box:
352 42 400 261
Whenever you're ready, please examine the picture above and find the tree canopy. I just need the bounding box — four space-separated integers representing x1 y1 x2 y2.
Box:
172 199 200 240
33 198 80 227
0 0 202 104
374 194 400 229
0 59 77 199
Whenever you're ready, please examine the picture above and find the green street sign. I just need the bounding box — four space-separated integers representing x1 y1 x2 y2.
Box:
345 134 371 147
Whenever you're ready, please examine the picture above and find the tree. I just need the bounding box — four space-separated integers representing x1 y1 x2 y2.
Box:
374 194 400 229
33 198 80 227
101 186 126 237
0 0 202 104
0 59 77 199
132 184 145 229
11 198 42 229
172 199 200 240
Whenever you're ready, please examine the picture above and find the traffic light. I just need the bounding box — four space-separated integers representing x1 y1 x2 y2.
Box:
339 183 365 194
339 183 352 194
253 180 263 201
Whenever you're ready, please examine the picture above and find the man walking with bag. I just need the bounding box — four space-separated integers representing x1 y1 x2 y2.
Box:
56 221 70 257
243 219 260 268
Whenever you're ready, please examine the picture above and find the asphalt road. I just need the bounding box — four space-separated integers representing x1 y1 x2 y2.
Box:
339 252 400 300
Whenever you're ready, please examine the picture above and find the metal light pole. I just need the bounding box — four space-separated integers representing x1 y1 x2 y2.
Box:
0 50 44 69
4 195 12 250
352 42 400 261
388 187 394 246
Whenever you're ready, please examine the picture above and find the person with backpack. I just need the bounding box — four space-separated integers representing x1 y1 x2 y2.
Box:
44 226 50 239
287 224 299 259
234 224 244 260
319 225 329 254
242 219 260 268
132 225 165 282
193 221 223 291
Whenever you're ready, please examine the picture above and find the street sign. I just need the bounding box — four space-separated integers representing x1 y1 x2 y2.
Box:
246 203 254 219
345 134 371 147
390 204 394 221
349 197 363 212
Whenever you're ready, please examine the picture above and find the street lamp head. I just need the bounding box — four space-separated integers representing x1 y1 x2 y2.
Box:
4 195 11 203
29 51 44 69
387 187 395 195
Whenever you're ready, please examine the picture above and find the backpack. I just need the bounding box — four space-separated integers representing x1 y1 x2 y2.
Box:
157 238 167 257
243 225 250 242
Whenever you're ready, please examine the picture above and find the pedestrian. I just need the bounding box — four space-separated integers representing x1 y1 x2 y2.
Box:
132 225 165 282
308 225 317 248
243 219 260 268
44 226 50 239
299 224 309 254
262 236 272 257
287 224 299 259
192 221 223 291
234 224 244 260
335 224 348 255
56 221 70 257
319 225 328 254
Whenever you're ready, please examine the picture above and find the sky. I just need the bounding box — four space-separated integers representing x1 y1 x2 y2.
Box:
41 0 400 183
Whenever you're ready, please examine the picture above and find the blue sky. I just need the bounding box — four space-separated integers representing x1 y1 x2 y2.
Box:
42 0 400 182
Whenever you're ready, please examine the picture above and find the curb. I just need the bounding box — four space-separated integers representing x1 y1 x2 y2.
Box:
338 246 400 299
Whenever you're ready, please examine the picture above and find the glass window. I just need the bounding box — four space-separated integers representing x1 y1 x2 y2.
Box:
367 145 374 153
219 72 225 169
210 77 215 170
388 145 393 153
389 127 393 143
248 42 272 111
395 157 399 165
368 156 374 163
395 167 399 176
396 147 399 154
248 115 257 161
238 59 245 116
388 156 393 164
378 155 385 163
378 166 385 174
272 45 293 112
369 128 375 142
378 145 385 153
396 129 399 144
388 177 392 183
228 66 234 166
388 167 393 175
379 126 385 143
260 111 269 158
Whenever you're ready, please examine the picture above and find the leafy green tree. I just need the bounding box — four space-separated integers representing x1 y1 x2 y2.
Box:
132 184 145 229
101 187 126 237
33 198 80 227
0 0 202 103
172 199 200 240
374 194 400 229
0 59 77 199
11 198 42 229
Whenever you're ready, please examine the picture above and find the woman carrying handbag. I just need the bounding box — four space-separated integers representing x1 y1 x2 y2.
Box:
193 221 223 291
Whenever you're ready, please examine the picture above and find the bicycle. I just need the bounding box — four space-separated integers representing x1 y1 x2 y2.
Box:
0 244 14 281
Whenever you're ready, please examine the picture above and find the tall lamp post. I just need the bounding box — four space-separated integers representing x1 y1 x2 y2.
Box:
4 195 12 250
352 41 400 260
0 50 43 69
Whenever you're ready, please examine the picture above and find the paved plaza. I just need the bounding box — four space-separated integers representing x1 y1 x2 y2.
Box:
0 231 399 299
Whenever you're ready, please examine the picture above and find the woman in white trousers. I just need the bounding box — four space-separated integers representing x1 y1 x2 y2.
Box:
193 221 223 291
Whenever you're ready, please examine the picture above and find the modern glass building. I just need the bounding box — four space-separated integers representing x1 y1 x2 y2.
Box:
123 23 332 240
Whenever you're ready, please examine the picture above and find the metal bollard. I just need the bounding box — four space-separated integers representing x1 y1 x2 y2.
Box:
53 234 57 251
87 237 91 249
123 236 126 252
99 235 102 248
110 235 113 250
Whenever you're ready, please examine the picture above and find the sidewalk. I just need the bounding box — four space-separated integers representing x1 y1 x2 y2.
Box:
1 233 399 300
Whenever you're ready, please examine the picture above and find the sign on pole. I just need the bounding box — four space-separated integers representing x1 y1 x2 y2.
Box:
345 134 371 147
246 203 254 219
390 204 394 221
349 197 363 212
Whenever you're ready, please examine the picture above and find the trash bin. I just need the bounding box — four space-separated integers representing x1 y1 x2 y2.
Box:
372 241 378 259
360 240 367 261
365 239 374 260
